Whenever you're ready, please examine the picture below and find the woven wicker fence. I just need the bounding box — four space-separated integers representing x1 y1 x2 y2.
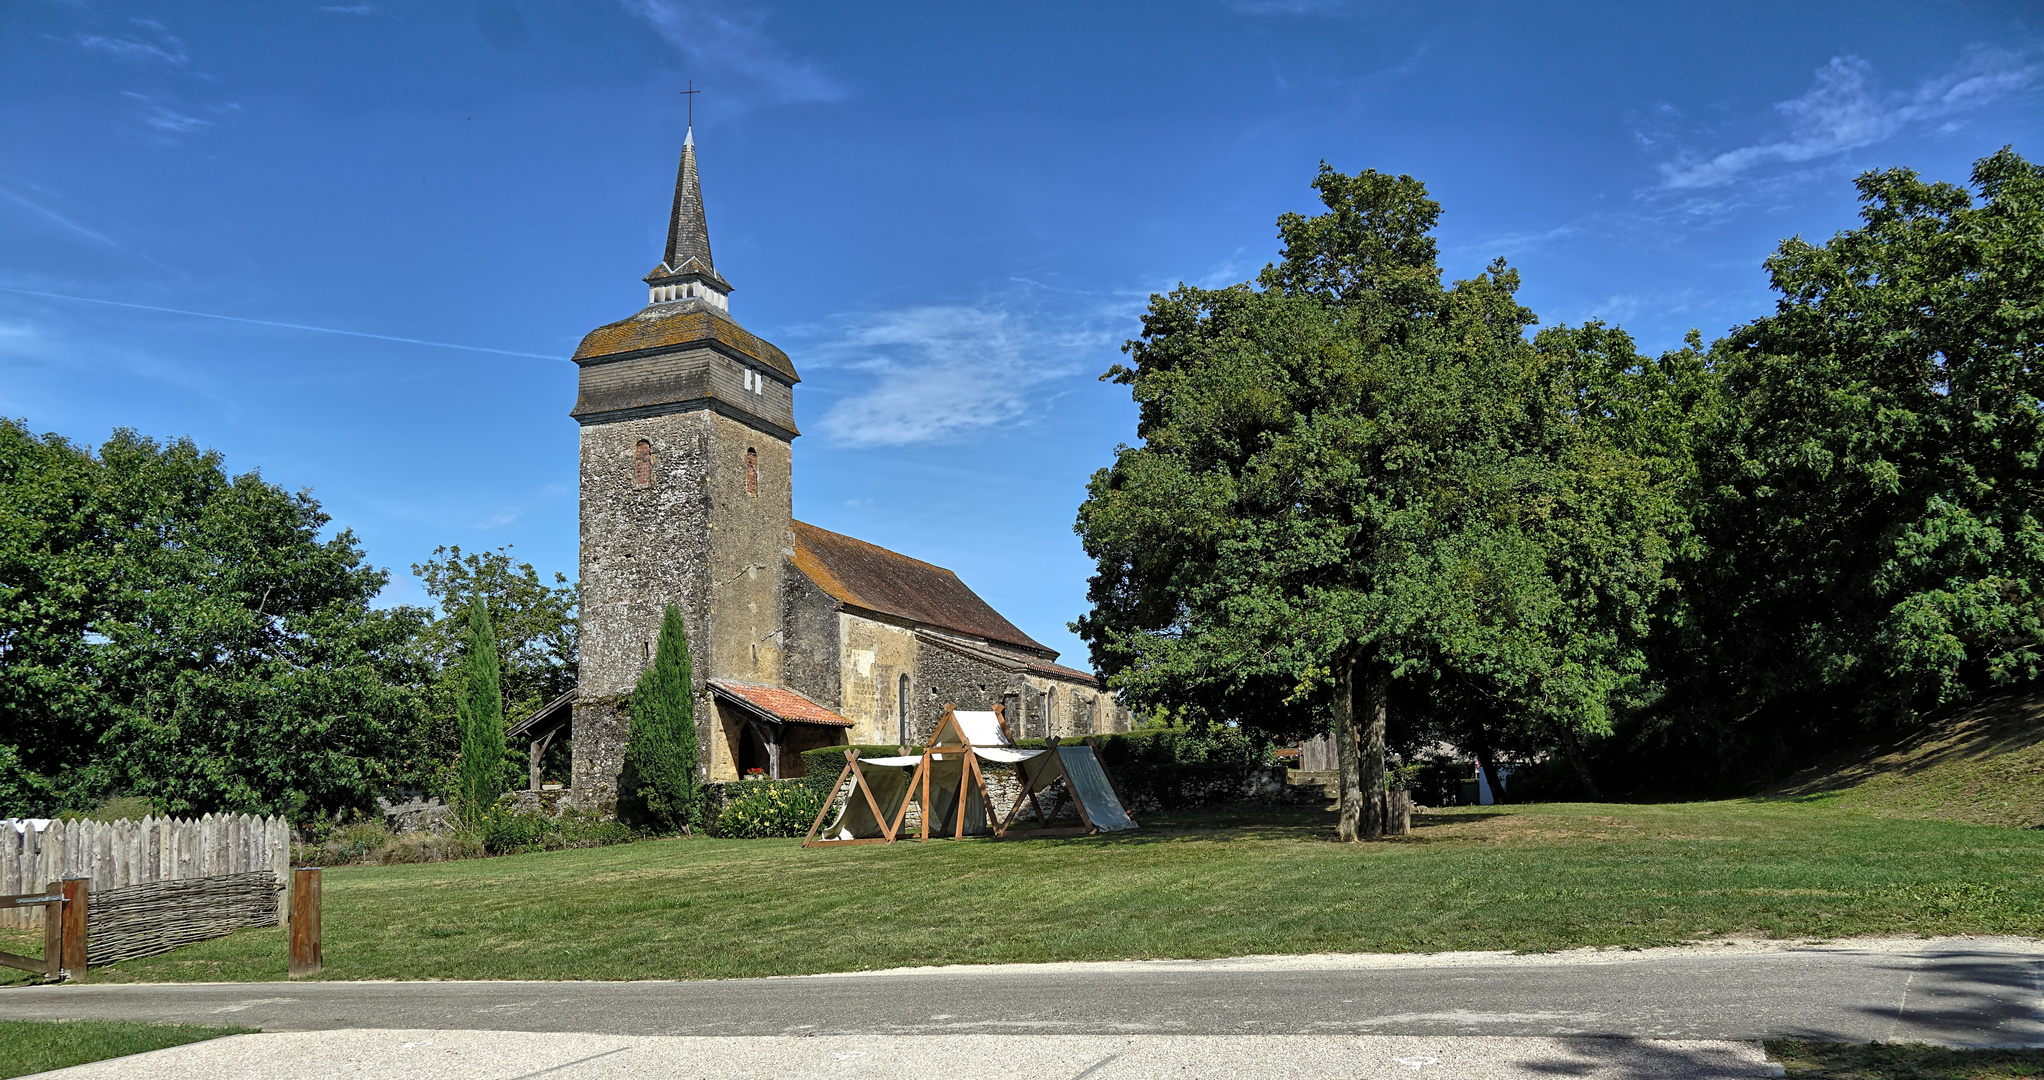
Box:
84 870 281 966
1 815 290 929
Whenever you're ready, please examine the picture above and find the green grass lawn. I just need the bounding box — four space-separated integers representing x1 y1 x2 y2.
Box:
0 1021 252 1079
1767 1040 2044 1079
4 799 2041 985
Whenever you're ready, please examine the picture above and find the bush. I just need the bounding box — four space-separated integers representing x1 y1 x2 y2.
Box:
56 795 157 823
622 604 701 832
477 804 640 854
715 781 825 839
477 805 551 854
795 745 912 800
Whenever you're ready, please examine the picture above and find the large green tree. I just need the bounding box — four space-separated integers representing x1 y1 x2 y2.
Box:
0 422 428 819
1076 166 1683 833
1653 148 2044 782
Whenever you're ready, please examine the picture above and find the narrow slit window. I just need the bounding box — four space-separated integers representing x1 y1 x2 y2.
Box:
898 674 910 744
745 447 758 497
634 439 652 487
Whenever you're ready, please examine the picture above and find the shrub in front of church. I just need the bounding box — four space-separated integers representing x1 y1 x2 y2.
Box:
715 781 825 839
476 804 638 855
623 604 702 833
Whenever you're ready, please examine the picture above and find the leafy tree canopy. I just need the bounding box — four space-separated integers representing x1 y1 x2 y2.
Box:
0 421 427 818
1649 148 2044 782
1075 166 1689 823
410 544 577 772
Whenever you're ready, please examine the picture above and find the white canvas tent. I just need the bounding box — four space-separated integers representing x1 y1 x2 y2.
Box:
803 704 1137 845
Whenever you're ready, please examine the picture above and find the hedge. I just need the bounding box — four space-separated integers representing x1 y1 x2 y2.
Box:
792 732 1280 813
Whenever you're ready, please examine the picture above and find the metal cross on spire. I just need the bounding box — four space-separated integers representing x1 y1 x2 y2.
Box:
679 81 700 130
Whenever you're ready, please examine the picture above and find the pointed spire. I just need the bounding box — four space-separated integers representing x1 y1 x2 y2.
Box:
663 133 713 276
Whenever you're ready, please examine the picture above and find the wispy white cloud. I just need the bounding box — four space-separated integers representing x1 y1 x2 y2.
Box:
1656 48 2039 191
122 92 213 135
619 0 842 108
76 18 188 65
803 295 1126 447
1459 223 1580 261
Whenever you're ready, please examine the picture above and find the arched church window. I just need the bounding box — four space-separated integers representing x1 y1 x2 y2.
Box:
745 447 758 497
634 440 652 487
898 674 910 745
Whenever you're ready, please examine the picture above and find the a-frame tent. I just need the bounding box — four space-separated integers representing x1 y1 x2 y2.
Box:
803 704 1136 845
999 737 1139 837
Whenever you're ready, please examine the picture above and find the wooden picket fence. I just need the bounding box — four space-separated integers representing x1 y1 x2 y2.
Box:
0 815 291 929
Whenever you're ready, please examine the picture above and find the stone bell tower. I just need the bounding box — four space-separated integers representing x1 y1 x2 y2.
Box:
567 128 800 812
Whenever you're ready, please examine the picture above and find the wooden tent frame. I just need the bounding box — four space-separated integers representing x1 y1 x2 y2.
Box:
996 736 1124 838
801 703 1019 846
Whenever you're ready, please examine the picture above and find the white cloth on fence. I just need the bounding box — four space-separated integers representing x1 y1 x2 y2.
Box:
950 710 1009 746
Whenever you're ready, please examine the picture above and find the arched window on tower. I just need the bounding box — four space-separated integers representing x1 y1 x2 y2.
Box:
634 439 652 487
898 674 910 745
745 447 758 497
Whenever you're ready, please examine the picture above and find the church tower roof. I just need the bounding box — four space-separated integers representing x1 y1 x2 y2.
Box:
645 128 733 298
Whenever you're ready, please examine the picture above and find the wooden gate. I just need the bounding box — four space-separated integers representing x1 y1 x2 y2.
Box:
0 881 68 979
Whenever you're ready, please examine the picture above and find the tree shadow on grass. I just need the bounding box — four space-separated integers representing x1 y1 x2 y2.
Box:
994 804 1514 846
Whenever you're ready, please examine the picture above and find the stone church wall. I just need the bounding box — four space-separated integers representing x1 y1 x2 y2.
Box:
701 410 792 691
780 568 841 714
838 614 919 745
911 639 1032 743
573 409 721 814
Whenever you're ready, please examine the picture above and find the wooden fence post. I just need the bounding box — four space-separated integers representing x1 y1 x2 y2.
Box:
288 867 320 977
42 880 62 979
59 877 88 978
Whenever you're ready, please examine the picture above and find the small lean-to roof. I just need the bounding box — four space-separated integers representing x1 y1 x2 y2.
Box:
709 680 854 727
790 520 1055 658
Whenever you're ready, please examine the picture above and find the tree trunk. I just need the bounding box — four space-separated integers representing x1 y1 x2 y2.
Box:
1471 732 1508 805
1332 657 1363 842
1360 670 1388 839
1555 724 1603 800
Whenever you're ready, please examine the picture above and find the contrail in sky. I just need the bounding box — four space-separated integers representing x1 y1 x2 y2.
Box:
0 286 560 360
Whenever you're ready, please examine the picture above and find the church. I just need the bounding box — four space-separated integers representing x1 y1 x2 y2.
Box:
559 130 1126 811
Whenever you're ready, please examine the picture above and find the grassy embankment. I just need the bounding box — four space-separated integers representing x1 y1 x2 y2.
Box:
1 796 2040 985
1765 684 2044 830
0 1021 251 1078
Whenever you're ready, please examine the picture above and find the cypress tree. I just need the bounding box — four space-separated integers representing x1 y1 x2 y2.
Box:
454 599 506 827
624 603 700 832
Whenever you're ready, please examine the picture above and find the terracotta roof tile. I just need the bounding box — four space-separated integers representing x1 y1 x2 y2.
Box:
790 520 1053 658
709 680 853 727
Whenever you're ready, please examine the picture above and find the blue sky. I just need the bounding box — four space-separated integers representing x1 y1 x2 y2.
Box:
3 1 2038 665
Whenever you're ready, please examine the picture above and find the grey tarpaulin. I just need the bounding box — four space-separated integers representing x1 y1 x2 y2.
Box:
1013 743 1137 833
1055 745 1137 832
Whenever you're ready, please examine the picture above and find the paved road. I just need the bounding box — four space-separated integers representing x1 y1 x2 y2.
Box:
6 938 2042 1047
